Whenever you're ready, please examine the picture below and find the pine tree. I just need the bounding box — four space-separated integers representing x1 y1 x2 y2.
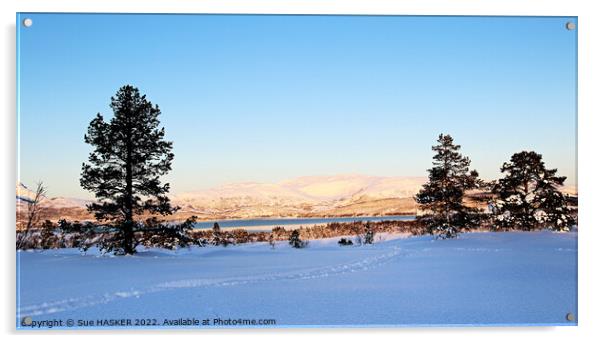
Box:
415 134 481 238
364 222 374 244
80 85 177 254
211 222 222 246
364 230 374 244
288 229 306 248
491 151 575 231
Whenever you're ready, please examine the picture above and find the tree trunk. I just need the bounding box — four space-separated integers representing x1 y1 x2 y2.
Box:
123 171 135 254
123 220 134 254
123 107 135 255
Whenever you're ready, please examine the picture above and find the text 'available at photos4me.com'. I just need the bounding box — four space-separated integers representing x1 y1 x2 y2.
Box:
20 316 278 329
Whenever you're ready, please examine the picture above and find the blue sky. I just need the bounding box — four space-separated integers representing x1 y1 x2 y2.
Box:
17 14 577 198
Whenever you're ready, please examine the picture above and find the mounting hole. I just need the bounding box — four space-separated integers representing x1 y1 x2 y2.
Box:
22 18 33 28
565 21 576 30
566 312 575 321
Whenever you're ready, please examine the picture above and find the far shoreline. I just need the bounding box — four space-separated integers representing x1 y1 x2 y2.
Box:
190 214 417 232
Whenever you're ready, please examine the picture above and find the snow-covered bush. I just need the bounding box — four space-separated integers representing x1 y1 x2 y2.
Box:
16 216 201 254
338 238 353 246
288 230 308 249
138 216 199 250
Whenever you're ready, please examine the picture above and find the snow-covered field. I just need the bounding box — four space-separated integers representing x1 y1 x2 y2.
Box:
16 231 577 329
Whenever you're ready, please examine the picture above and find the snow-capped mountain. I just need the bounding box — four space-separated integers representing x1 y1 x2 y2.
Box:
16 174 576 221
171 175 426 218
16 182 91 209
17 175 426 220
176 175 425 203
279 174 425 200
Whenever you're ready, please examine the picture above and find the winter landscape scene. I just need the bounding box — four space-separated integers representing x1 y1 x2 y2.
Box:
16 14 577 328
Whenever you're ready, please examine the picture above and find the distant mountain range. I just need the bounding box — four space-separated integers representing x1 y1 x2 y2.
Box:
16 182 91 208
172 175 426 219
16 174 577 223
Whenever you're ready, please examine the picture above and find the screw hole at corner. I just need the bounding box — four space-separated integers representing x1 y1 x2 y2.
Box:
565 22 576 30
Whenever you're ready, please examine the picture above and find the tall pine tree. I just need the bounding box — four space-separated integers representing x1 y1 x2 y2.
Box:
415 134 481 238
491 151 575 231
80 85 177 254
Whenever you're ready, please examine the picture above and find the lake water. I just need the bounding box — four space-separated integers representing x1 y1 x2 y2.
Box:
193 215 415 232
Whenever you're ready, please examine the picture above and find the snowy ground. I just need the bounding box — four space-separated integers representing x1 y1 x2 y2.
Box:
16 231 577 329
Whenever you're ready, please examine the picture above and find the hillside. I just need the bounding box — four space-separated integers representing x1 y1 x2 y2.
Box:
16 175 425 224
172 175 426 219
16 174 577 224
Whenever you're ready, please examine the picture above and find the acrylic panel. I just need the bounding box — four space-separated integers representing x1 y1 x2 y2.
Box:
16 13 578 329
